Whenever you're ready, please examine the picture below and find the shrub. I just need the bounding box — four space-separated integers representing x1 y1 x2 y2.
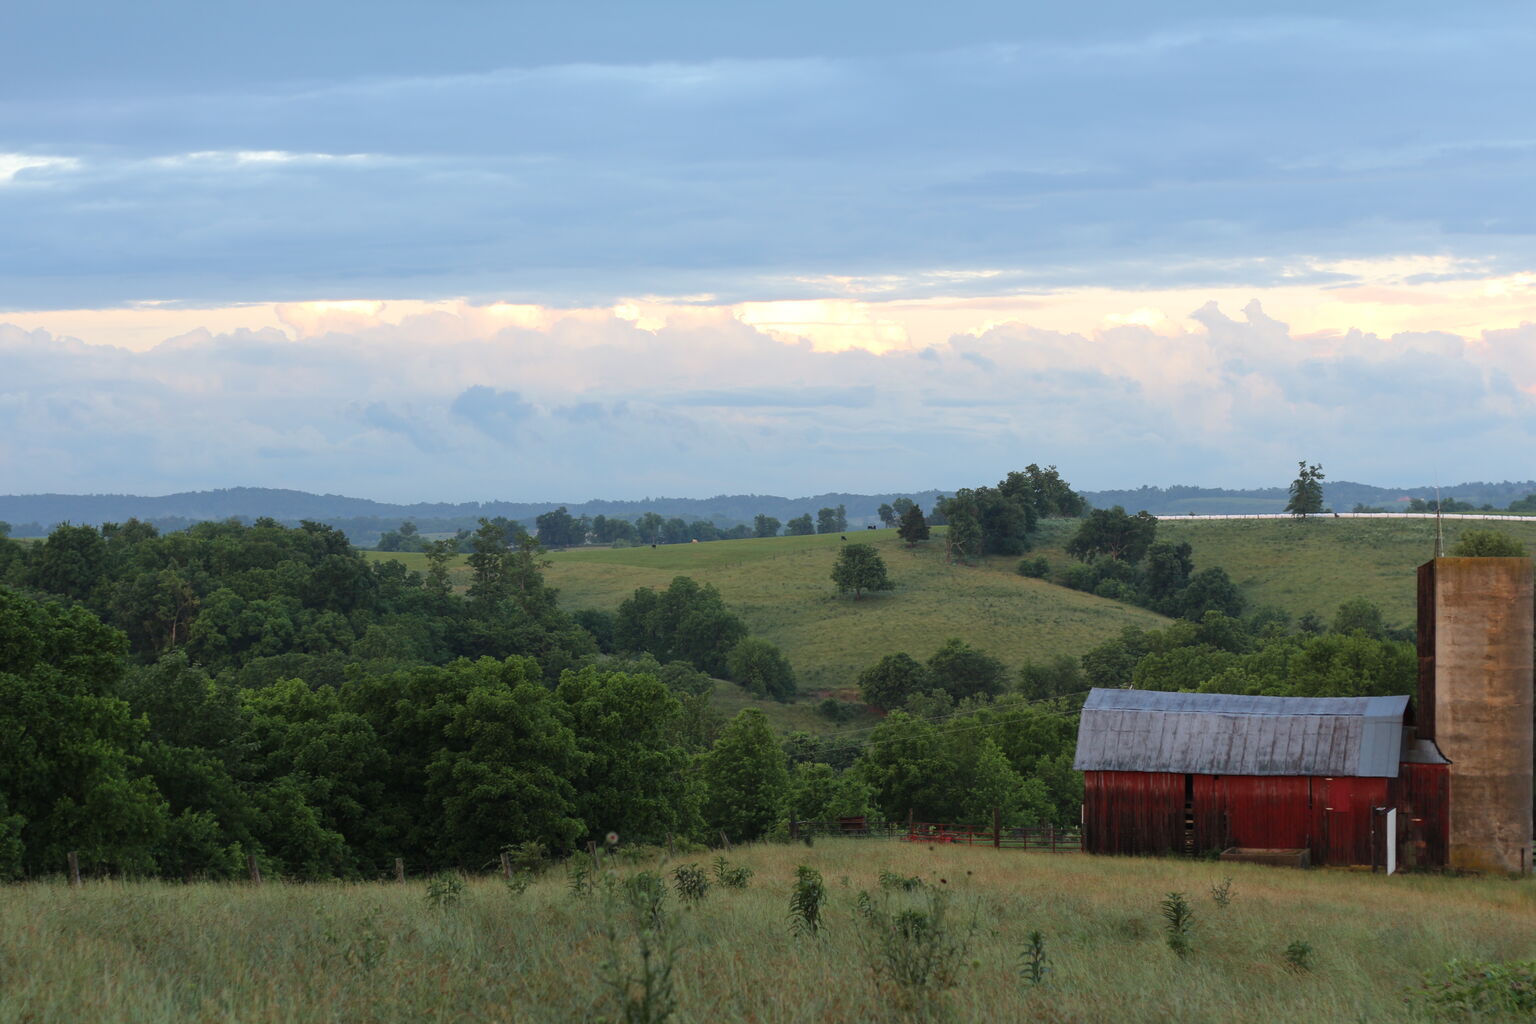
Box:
425 871 466 910
1210 877 1233 909
567 859 595 899
1016 556 1051 579
711 856 753 890
1283 939 1314 973
1160 892 1193 958
623 870 669 930
1449 529 1526 557
600 870 679 1023
789 865 828 937
672 863 709 905
816 698 858 723
1019 929 1050 986
859 887 976 1015
878 869 926 892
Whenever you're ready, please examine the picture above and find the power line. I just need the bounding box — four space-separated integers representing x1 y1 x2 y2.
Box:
803 689 1091 759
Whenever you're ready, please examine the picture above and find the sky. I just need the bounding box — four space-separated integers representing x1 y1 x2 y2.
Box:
5 1 1536 503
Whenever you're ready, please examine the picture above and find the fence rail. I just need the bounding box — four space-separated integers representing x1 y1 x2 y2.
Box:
1157 512 1535 522
792 819 1082 852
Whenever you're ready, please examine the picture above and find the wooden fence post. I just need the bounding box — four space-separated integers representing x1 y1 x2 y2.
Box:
588 840 601 873
906 808 914 837
394 858 405 883
789 813 799 842
993 807 1001 849
719 830 732 852
247 853 263 885
67 851 81 888
500 851 513 879
665 833 675 859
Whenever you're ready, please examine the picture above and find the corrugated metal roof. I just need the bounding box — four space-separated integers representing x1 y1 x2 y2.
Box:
1073 689 1409 777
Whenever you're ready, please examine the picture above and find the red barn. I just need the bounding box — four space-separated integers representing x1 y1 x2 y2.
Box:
1073 689 1450 869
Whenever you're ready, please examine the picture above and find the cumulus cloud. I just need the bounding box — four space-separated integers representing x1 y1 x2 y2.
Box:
4 301 1536 501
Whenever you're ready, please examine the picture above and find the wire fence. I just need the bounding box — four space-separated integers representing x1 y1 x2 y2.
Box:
791 818 1082 852
1156 512 1535 522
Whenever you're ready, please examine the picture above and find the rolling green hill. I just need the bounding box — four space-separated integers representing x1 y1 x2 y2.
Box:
1027 515 1536 629
539 531 1168 693
367 531 1170 694
366 516 1536 709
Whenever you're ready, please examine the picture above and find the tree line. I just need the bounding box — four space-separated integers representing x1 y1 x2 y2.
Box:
0 517 815 879
375 503 869 552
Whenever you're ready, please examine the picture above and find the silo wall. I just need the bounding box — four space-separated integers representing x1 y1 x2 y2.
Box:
1419 557 1533 874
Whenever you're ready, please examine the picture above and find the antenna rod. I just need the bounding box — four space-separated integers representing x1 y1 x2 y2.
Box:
1434 480 1444 558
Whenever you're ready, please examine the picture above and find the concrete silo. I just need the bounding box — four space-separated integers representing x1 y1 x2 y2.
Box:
1417 557 1534 874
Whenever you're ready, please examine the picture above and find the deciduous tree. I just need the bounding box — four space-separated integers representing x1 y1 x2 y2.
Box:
726 637 797 701
698 710 788 841
831 543 895 598
1066 506 1158 565
857 653 931 710
1285 461 1326 517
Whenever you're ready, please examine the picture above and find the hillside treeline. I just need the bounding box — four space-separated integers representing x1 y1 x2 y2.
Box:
0 517 1082 880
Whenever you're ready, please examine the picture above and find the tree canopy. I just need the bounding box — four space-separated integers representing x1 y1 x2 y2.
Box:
1286 461 1326 516
1449 529 1526 557
831 543 895 598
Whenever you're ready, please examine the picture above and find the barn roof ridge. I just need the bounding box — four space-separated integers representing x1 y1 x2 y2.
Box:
1082 688 1408 719
1074 688 1412 777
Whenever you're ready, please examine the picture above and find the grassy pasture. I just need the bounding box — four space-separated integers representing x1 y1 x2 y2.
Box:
5 841 1531 1022
1027 517 1536 628
537 531 1169 693
366 532 1169 694
363 515 1536 701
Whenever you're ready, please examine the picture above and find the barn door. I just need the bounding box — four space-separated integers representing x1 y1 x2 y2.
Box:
1319 778 1361 866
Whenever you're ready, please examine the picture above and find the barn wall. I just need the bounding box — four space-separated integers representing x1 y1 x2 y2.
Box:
1312 776 1390 866
1085 771 1413 866
1393 763 1450 870
1192 776 1312 853
1081 771 1183 855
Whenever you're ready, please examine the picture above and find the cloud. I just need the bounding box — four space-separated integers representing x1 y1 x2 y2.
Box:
7 300 1536 501
669 387 877 408
3 7 1536 307
449 386 535 441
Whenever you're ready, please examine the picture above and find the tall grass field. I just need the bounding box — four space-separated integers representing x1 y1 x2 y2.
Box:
5 841 1532 1022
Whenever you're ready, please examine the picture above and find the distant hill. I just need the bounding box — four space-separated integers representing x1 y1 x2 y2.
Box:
0 486 950 543
5 479 1534 542
1082 480 1536 516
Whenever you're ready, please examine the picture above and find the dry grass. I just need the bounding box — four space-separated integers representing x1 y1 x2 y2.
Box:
5 842 1531 1022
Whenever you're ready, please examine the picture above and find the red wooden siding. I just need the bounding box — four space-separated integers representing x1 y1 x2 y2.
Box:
1081 771 1184 855
1085 768 1447 867
1392 762 1450 869
1190 775 1313 854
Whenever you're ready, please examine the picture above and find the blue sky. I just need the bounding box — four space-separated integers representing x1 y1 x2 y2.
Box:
4 2 1536 501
